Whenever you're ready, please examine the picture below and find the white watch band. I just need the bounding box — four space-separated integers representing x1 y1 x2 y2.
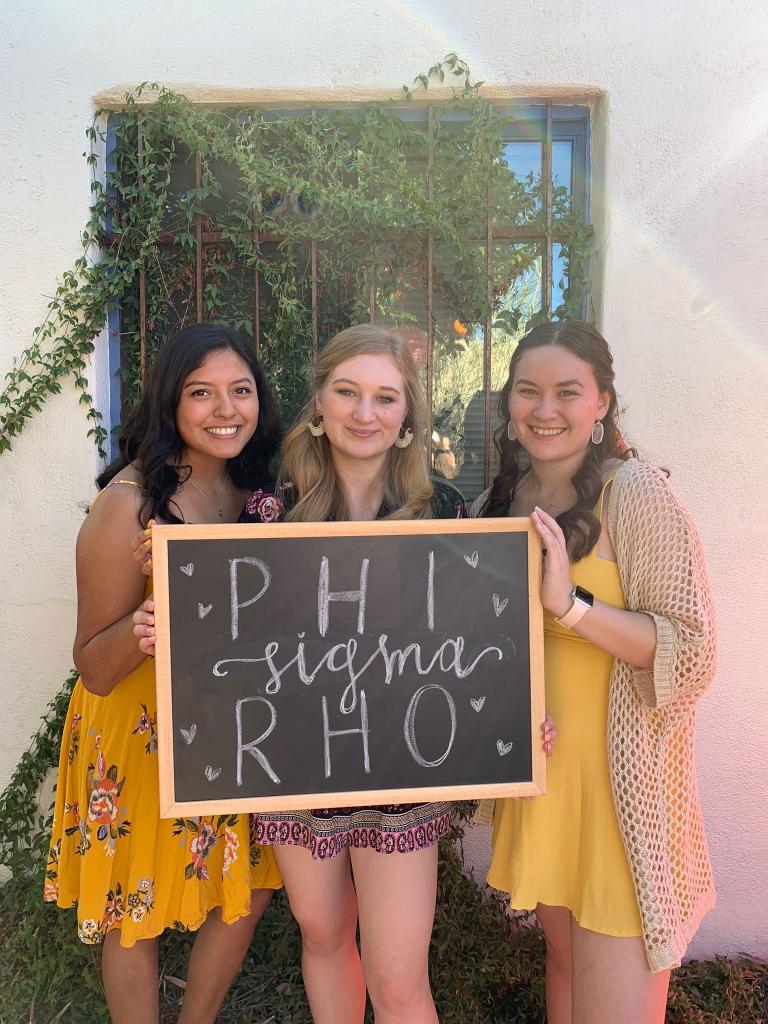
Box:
555 588 591 629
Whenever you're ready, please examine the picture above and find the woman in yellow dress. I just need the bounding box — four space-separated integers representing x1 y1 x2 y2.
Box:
45 324 282 1024
473 321 716 1024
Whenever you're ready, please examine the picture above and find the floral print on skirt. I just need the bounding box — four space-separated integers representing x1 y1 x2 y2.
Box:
45 654 282 948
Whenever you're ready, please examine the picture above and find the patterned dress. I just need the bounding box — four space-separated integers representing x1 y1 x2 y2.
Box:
45 481 282 948
240 479 467 860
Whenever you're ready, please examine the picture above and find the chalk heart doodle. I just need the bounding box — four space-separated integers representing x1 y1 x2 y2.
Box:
497 739 514 757
470 696 486 712
464 550 479 568
180 563 195 576
493 594 509 617
180 724 197 745
198 602 213 620
204 765 221 782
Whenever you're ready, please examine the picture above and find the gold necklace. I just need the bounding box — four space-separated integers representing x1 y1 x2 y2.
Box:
524 475 572 516
186 474 230 519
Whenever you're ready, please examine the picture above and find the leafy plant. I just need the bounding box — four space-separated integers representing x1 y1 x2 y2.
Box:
0 56 590 460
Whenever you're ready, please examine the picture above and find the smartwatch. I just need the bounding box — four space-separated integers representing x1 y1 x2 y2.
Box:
554 585 594 629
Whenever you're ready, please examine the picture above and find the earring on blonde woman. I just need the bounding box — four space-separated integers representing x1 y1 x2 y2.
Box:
308 415 325 437
591 420 605 445
394 424 414 449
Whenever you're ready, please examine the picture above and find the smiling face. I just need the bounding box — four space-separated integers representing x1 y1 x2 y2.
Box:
315 353 407 466
508 344 609 464
175 347 260 462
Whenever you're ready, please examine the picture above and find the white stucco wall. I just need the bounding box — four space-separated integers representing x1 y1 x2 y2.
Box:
1 0 766 962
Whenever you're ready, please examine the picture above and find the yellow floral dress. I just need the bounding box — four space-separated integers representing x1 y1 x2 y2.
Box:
44 483 281 947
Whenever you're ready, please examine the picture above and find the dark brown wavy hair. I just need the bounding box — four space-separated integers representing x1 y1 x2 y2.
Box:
97 324 282 526
479 320 633 560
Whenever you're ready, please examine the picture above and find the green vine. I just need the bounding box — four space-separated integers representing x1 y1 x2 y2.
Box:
0 54 590 458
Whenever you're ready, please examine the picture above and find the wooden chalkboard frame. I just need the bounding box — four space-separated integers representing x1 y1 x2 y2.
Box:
153 518 544 817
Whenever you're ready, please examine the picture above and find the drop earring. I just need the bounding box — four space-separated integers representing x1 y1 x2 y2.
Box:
507 421 517 442
307 415 325 437
591 420 605 445
394 424 414 449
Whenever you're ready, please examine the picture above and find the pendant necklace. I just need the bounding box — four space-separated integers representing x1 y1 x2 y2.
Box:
187 473 229 519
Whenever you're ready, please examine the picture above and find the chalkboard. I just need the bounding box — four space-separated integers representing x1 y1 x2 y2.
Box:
152 519 544 816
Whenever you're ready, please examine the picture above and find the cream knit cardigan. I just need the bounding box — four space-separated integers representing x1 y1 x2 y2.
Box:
471 459 717 972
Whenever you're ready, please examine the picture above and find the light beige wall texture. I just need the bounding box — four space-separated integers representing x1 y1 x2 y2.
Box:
1 0 766 962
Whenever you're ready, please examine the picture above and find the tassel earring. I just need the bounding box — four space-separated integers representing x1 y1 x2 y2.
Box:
308 415 325 437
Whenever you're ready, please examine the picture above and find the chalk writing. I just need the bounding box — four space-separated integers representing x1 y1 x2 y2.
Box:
229 557 271 641
180 724 197 745
236 696 281 786
404 684 457 768
323 690 370 778
318 556 369 637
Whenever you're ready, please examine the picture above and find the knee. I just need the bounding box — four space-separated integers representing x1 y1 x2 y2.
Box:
291 903 356 957
366 959 430 1015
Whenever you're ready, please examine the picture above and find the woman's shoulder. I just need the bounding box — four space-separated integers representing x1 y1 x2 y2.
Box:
609 457 672 497
430 478 468 519
78 476 146 554
607 458 693 540
86 467 144 519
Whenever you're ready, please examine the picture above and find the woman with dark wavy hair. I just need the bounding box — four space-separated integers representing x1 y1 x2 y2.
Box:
97 323 281 523
473 321 716 1024
45 324 283 1024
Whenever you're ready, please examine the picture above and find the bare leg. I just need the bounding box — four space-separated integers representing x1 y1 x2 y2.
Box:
535 903 573 1024
571 920 671 1024
275 844 365 1024
102 931 159 1024
351 844 438 1024
179 888 274 1024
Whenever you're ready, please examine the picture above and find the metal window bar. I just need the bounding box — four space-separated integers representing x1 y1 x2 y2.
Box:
310 110 319 352
543 101 553 317
252 226 261 357
137 116 147 386
369 242 376 323
195 151 204 323
310 240 319 350
483 106 494 489
426 105 434 445
124 103 580 481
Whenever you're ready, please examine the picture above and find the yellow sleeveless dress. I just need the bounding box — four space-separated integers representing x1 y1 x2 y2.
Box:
44 481 281 947
487 480 642 936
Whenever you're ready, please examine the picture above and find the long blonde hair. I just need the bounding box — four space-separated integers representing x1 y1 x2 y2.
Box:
279 324 433 521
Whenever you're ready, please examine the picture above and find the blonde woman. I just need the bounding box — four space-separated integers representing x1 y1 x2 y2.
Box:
238 325 465 1024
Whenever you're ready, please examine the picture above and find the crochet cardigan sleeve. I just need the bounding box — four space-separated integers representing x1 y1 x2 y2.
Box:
608 460 717 708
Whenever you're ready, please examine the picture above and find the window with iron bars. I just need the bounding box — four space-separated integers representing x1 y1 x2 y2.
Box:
106 101 591 500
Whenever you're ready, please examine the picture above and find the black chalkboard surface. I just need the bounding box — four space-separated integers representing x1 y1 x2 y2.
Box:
153 519 544 816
